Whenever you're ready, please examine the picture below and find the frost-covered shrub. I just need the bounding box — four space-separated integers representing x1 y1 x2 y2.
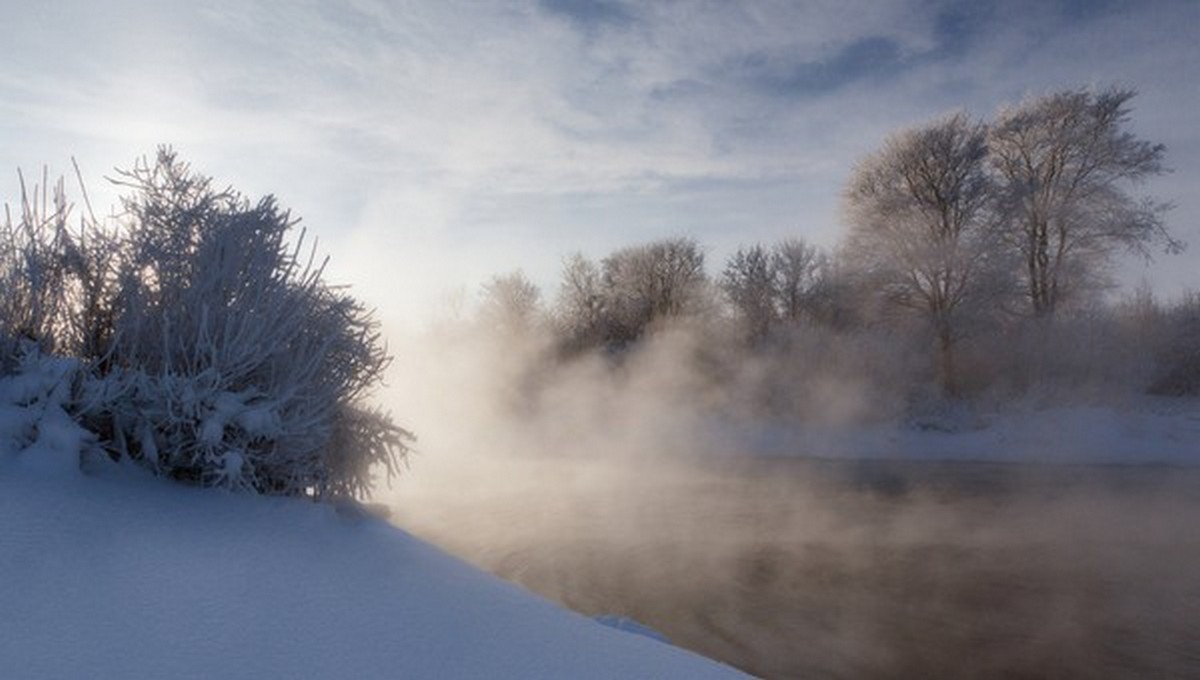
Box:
0 342 84 458
64 149 412 498
0 165 122 376
0 172 77 357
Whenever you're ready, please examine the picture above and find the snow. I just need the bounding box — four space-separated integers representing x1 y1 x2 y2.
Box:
0 383 746 679
729 398 1200 465
594 615 673 644
4 345 1197 679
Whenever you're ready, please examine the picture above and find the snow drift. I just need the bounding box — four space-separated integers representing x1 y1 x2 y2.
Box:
0 385 744 679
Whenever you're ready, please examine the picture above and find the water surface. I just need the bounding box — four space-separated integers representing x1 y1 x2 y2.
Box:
390 455 1200 679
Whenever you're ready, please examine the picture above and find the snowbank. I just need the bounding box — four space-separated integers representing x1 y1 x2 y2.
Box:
0 441 744 677
730 398 1200 465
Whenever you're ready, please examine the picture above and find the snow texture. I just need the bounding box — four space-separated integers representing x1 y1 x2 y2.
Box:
0 356 744 679
0 461 746 679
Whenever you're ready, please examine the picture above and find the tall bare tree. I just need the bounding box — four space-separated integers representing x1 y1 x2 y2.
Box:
555 253 605 352
722 239 830 344
989 87 1180 316
771 238 828 324
844 112 1001 394
601 237 706 346
480 269 542 338
722 244 776 344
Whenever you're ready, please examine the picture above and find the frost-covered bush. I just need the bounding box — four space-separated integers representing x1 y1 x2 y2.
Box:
0 172 77 360
0 342 85 463
2 148 410 499
69 149 411 498
0 166 122 376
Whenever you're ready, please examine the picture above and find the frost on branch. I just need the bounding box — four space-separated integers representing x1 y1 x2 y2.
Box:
0 170 77 363
63 148 412 498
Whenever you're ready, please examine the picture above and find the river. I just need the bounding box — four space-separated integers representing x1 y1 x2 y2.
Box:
387 455 1200 679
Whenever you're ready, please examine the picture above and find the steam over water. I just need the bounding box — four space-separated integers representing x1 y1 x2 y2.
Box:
377 331 1200 678
387 454 1200 679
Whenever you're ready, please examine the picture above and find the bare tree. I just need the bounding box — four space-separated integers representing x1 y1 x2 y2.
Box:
479 269 542 338
722 239 830 344
989 87 1181 316
1150 291 1200 396
771 238 828 325
722 244 776 344
844 112 1001 394
554 253 605 352
601 237 706 347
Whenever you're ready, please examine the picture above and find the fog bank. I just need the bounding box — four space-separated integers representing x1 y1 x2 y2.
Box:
373 322 1200 678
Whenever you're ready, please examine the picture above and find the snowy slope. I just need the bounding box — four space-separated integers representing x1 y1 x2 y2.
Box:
726 398 1200 465
0 454 746 678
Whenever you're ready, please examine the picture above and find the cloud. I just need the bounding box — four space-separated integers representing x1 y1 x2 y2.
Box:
724 36 909 98
1 0 1196 324
538 0 634 30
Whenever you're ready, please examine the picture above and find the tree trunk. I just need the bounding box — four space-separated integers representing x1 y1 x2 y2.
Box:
937 325 958 397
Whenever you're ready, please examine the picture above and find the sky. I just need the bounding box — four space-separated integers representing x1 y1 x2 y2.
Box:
2 0 1198 328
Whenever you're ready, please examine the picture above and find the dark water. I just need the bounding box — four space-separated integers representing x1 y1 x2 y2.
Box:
391 456 1200 679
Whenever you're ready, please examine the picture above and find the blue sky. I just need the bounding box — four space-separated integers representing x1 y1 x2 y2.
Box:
2 0 1197 327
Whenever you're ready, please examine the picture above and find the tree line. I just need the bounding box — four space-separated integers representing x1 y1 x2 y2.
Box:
469 87 1195 408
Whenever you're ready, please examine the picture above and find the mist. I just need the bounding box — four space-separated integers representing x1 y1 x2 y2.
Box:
362 86 1200 678
372 310 1200 679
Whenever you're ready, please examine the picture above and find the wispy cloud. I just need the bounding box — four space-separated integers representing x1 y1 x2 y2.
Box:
1 0 1196 324
538 0 634 31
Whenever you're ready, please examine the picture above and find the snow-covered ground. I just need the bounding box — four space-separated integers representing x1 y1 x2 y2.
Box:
5 349 1198 678
0 379 746 679
724 397 1200 465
